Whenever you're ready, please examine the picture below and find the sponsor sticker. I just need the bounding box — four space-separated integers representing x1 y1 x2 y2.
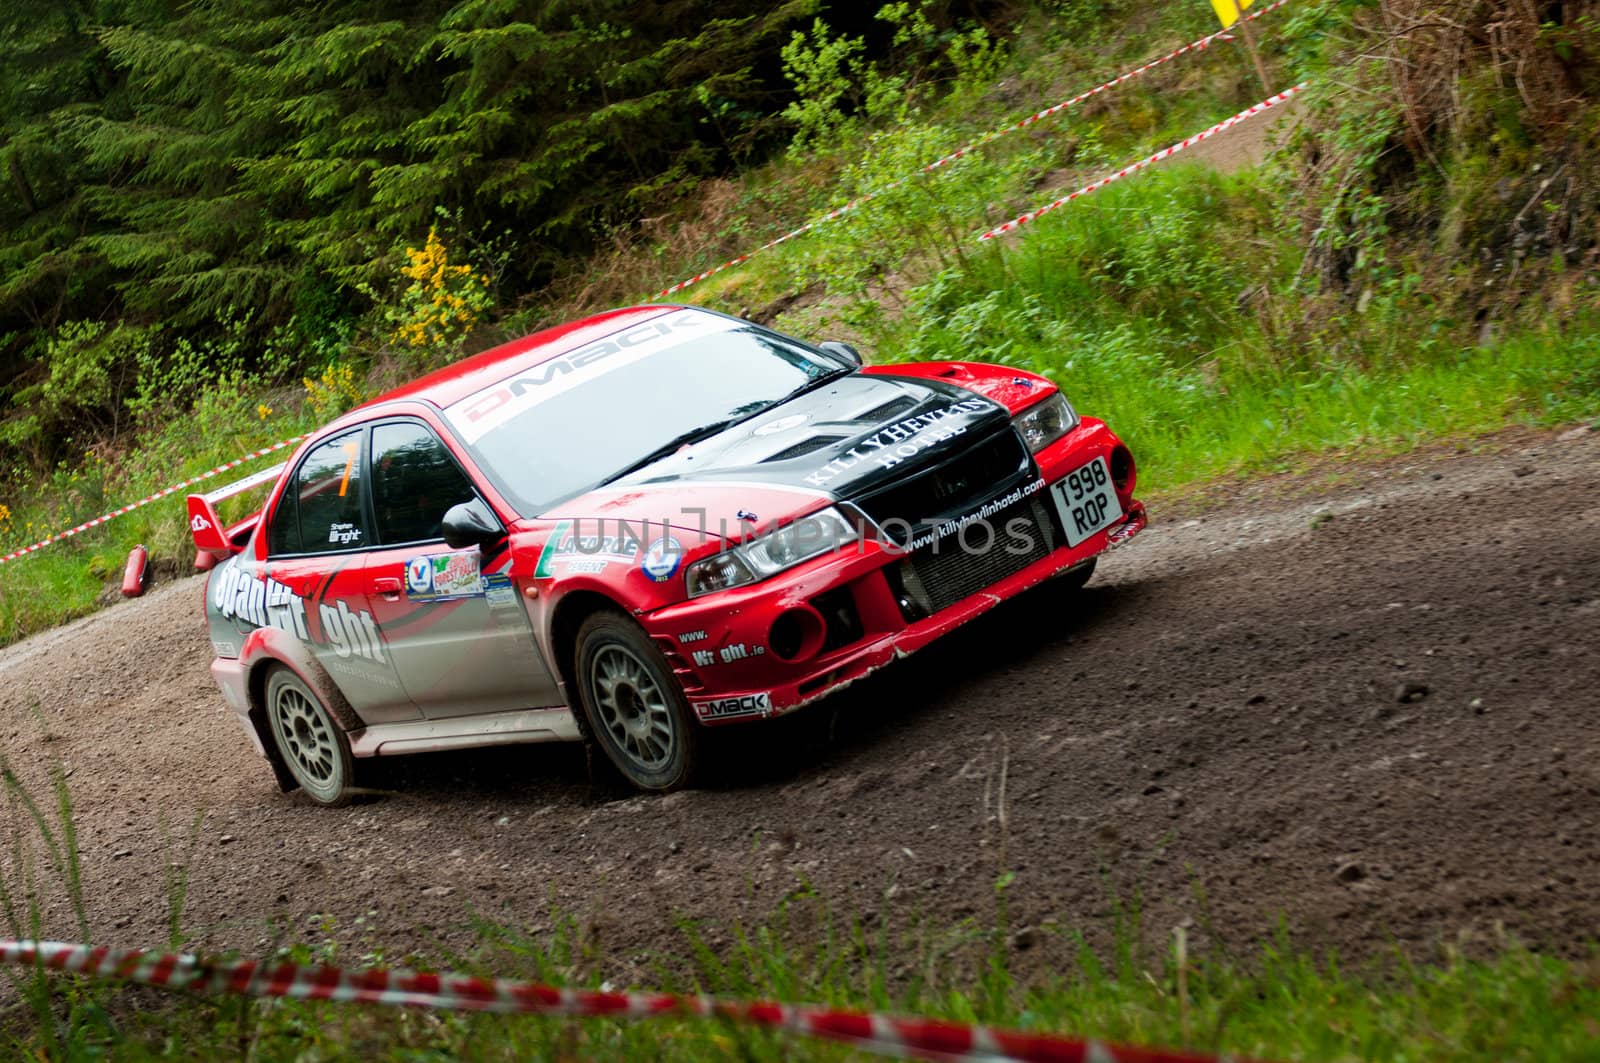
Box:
210 559 386 664
678 630 708 644
901 478 1049 553
482 573 516 607
444 309 740 444
190 514 212 532
640 536 683 583
404 551 485 603
691 642 766 667
804 398 992 487
693 692 772 721
534 519 648 578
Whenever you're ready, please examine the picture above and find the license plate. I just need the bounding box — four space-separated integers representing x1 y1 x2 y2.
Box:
1050 456 1123 547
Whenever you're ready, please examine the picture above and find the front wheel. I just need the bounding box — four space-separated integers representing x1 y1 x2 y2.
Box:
264 666 355 806
574 612 699 791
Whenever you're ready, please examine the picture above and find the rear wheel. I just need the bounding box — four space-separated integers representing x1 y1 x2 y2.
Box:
574 612 699 791
264 666 355 806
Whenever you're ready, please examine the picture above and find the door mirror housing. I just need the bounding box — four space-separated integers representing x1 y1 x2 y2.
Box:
819 340 863 366
441 497 504 550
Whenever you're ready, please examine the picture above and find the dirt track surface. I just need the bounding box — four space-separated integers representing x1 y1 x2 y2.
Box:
3 427 1598 980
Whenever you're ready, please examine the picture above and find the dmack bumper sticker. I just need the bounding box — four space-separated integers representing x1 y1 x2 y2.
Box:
693 692 772 720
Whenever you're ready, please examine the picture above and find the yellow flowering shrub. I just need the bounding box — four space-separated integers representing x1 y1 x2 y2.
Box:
390 227 492 362
0 502 22 552
303 363 366 418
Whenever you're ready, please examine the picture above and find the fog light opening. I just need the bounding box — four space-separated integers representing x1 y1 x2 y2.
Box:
769 607 826 663
1110 446 1136 500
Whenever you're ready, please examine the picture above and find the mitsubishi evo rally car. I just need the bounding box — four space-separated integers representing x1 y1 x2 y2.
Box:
188 305 1146 801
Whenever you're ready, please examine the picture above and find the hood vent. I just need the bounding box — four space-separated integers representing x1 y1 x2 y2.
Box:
764 435 848 462
850 395 919 425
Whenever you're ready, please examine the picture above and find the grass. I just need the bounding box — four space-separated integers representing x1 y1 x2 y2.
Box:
28 933 1590 1061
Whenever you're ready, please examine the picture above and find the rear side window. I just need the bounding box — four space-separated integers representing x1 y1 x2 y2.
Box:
268 430 367 555
370 421 477 546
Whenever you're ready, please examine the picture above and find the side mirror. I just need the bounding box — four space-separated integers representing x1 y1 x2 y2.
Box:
819 340 863 366
441 497 504 550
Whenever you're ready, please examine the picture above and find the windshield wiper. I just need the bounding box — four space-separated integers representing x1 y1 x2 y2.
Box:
599 419 743 486
599 367 852 488
776 364 853 404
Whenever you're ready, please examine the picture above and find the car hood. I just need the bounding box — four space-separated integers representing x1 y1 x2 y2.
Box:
546 373 1013 539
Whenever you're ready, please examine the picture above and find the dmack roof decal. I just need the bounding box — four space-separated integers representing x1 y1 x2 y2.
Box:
444 309 740 444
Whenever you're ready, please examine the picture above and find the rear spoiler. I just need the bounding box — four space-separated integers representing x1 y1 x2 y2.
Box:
186 461 285 558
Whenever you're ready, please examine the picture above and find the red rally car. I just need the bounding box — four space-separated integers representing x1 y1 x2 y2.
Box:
188 305 1146 802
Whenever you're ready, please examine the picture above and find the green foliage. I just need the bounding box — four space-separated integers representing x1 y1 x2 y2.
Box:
35 321 149 439
781 19 873 153
0 766 103 1059
0 0 859 474
857 165 1600 489
0 0 1047 484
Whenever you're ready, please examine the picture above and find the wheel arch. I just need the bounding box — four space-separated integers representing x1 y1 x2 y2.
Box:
242 643 362 793
547 589 633 740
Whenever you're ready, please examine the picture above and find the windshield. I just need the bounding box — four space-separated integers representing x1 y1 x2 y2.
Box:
444 309 852 515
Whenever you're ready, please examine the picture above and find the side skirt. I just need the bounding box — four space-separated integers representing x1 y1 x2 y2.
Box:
347 706 582 757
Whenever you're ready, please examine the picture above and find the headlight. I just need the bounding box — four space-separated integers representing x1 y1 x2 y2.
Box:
1012 392 1079 453
684 507 857 597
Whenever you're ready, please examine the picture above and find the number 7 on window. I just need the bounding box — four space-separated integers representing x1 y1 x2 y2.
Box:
338 441 358 497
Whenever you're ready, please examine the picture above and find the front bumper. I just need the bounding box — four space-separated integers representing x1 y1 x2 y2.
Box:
644 419 1145 724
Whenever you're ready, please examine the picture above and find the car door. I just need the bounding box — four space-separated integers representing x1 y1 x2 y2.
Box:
262 427 420 725
359 417 562 719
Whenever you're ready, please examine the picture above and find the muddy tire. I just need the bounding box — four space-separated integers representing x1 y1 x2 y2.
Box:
574 611 699 792
264 666 356 806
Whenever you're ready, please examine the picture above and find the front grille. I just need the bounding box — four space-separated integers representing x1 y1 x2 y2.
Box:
890 496 1056 618
854 428 1032 539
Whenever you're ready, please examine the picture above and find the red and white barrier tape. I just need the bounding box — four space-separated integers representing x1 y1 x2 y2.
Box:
1 939 1255 1063
0 436 305 568
650 0 1292 302
979 82 1309 240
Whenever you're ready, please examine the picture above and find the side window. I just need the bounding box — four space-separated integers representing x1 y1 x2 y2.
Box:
370 421 478 546
275 429 367 554
267 488 300 556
